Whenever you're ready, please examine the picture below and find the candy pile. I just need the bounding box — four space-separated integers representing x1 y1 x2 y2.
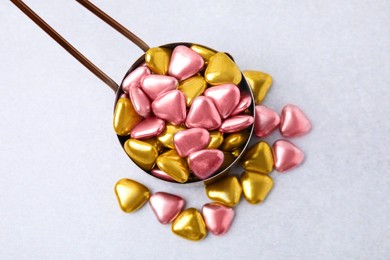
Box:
113 44 312 241
113 45 255 183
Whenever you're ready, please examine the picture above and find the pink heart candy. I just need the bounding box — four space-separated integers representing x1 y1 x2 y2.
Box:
174 128 210 157
204 84 240 119
140 75 178 100
150 168 175 182
151 90 186 125
149 192 185 224
231 92 252 116
202 202 235 236
129 86 151 117
122 66 151 93
186 96 221 130
187 149 224 179
219 115 254 133
168 45 204 81
254 105 280 138
280 104 311 138
272 140 304 172
130 117 165 139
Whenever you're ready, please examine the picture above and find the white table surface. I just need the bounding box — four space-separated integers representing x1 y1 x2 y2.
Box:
1 1 389 259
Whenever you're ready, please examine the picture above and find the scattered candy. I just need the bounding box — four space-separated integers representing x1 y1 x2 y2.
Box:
231 92 252 116
171 208 207 241
115 178 150 213
122 66 151 93
113 97 142 136
140 74 178 100
241 141 274 174
220 131 250 152
254 105 280 138
272 140 304 172
243 70 272 104
156 150 190 183
219 115 254 133
151 90 186 125
149 192 185 224
174 128 210 157
178 76 207 106
240 172 273 204
130 117 165 139
280 104 312 138
188 149 224 180
168 45 204 81
112 43 312 242
205 175 242 207
202 203 234 236
124 139 158 171
145 47 171 75
204 84 240 119
186 96 221 130
205 52 242 85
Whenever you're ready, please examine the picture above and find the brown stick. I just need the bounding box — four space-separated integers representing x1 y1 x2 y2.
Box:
76 0 149 52
10 0 148 93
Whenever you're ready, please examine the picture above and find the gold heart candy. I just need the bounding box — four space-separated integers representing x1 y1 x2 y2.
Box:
190 44 216 64
207 130 224 149
145 47 172 75
205 175 242 207
171 208 207 241
204 52 242 85
220 131 250 152
157 124 186 149
113 98 142 136
178 76 207 106
240 172 273 204
156 150 189 183
124 139 158 171
115 178 150 213
241 141 273 174
243 70 272 104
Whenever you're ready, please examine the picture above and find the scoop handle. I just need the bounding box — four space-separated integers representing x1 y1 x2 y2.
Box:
10 0 150 93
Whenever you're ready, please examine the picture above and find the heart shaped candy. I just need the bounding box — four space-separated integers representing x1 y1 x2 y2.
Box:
186 96 221 130
174 128 210 157
140 75 178 100
243 70 272 104
171 208 207 241
145 47 171 75
254 105 280 138
202 203 234 236
205 52 242 85
152 90 186 125
168 45 204 81
156 150 189 183
130 117 165 139
241 141 274 174
272 140 304 172
124 139 158 171
240 172 273 204
113 97 142 136
219 115 254 133
280 104 311 137
205 175 242 207
122 66 151 93
187 149 224 179
204 84 240 119
114 178 150 213
129 86 151 117
149 192 185 224
231 92 252 116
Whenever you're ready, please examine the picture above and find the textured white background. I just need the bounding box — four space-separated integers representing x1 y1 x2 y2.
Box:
1 1 389 259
